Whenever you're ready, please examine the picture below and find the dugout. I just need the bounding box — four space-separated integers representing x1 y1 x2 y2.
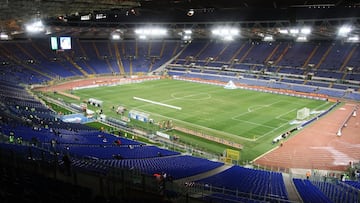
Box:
88 98 103 107
129 110 150 122
116 106 126 114
86 109 95 118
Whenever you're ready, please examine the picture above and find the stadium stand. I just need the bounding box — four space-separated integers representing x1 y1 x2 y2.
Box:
293 179 333 203
311 180 360 203
0 164 93 203
0 1 360 202
1 39 359 103
196 165 289 202
344 180 360 190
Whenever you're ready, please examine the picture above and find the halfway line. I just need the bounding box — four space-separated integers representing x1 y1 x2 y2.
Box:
133 96 182 110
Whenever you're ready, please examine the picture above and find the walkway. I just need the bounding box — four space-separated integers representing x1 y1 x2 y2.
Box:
282 173 302 202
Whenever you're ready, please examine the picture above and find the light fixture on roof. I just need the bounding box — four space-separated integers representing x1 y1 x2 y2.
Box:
111 29 123 40
338 25 352 37
187 9 195 17
95 13 107 20
25 20 45 34
223 35 234 41
45 29 52 35
80 14 91 21
346 66 354 71
212 27 239 41
289 28 299 35
183 35 191 39
263 35 274 42
139 35 147 40
296 36 308 42
135 28 167 39
278 29 288 34
135 28 167 35
184 29 192 35
126 8 139 16
0 31 10 40
112 34 121 40
300 27 311 35
179 29 192 44
57 16 68 22
346 35 359 43
212 27 239 36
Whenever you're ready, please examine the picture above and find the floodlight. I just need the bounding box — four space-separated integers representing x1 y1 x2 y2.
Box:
182 35 191 40
220 28 229 35
346 35 359 42
95 13 106 20
139 35 146 40
187 9 195 17
0 32 9 40
112 34 121 40
230 28 239 35
211 29 220 35
25 20 45 33
257 33 265 37
301 27 311 35
263 35 274 42
135 29 143 34
184 29 192 34
338 25 352 36
181 29 192 41
279 29 288 34
135 28 167 37
212 27 240 41
144 29 151 35
150 29 159 35
346 66 353 71
223 35 234 41
45 29 52 35
151 28 166 35
80 14 91 21
289 29 299 34
296 36 308 42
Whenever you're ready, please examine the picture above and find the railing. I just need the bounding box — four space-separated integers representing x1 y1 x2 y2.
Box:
337 105 359 136
0 138 298 203
0 139 172 200
178 181 297 203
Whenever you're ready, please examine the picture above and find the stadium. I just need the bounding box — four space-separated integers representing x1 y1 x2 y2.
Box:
0 0 359 202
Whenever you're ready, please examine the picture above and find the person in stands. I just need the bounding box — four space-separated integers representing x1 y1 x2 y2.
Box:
62 153 71 176
114 139 121 146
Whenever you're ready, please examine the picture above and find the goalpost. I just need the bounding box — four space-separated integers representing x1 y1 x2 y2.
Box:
224 80 237 89
297 107 310 120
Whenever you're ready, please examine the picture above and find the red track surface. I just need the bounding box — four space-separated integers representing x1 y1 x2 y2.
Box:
35 76 123 92
254 103 360 171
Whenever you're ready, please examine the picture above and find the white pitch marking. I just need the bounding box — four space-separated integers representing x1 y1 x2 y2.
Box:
133 96 182 110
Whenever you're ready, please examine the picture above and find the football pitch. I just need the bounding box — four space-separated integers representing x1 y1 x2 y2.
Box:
58 79 334 160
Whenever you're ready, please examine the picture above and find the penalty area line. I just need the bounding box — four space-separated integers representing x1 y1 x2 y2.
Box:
133 96 182 110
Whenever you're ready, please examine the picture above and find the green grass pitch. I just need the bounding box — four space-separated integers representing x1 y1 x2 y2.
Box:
55 79 334 161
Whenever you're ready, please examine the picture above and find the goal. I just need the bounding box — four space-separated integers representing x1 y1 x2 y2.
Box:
224 80 237 89
297 107 310 120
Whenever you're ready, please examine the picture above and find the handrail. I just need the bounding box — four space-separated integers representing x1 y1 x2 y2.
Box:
337 105 359 136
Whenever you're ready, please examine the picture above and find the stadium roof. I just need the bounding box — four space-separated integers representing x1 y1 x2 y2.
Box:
0 0 359 40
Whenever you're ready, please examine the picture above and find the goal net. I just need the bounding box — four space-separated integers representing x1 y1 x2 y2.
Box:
297 107 310 120
224 80 237 89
